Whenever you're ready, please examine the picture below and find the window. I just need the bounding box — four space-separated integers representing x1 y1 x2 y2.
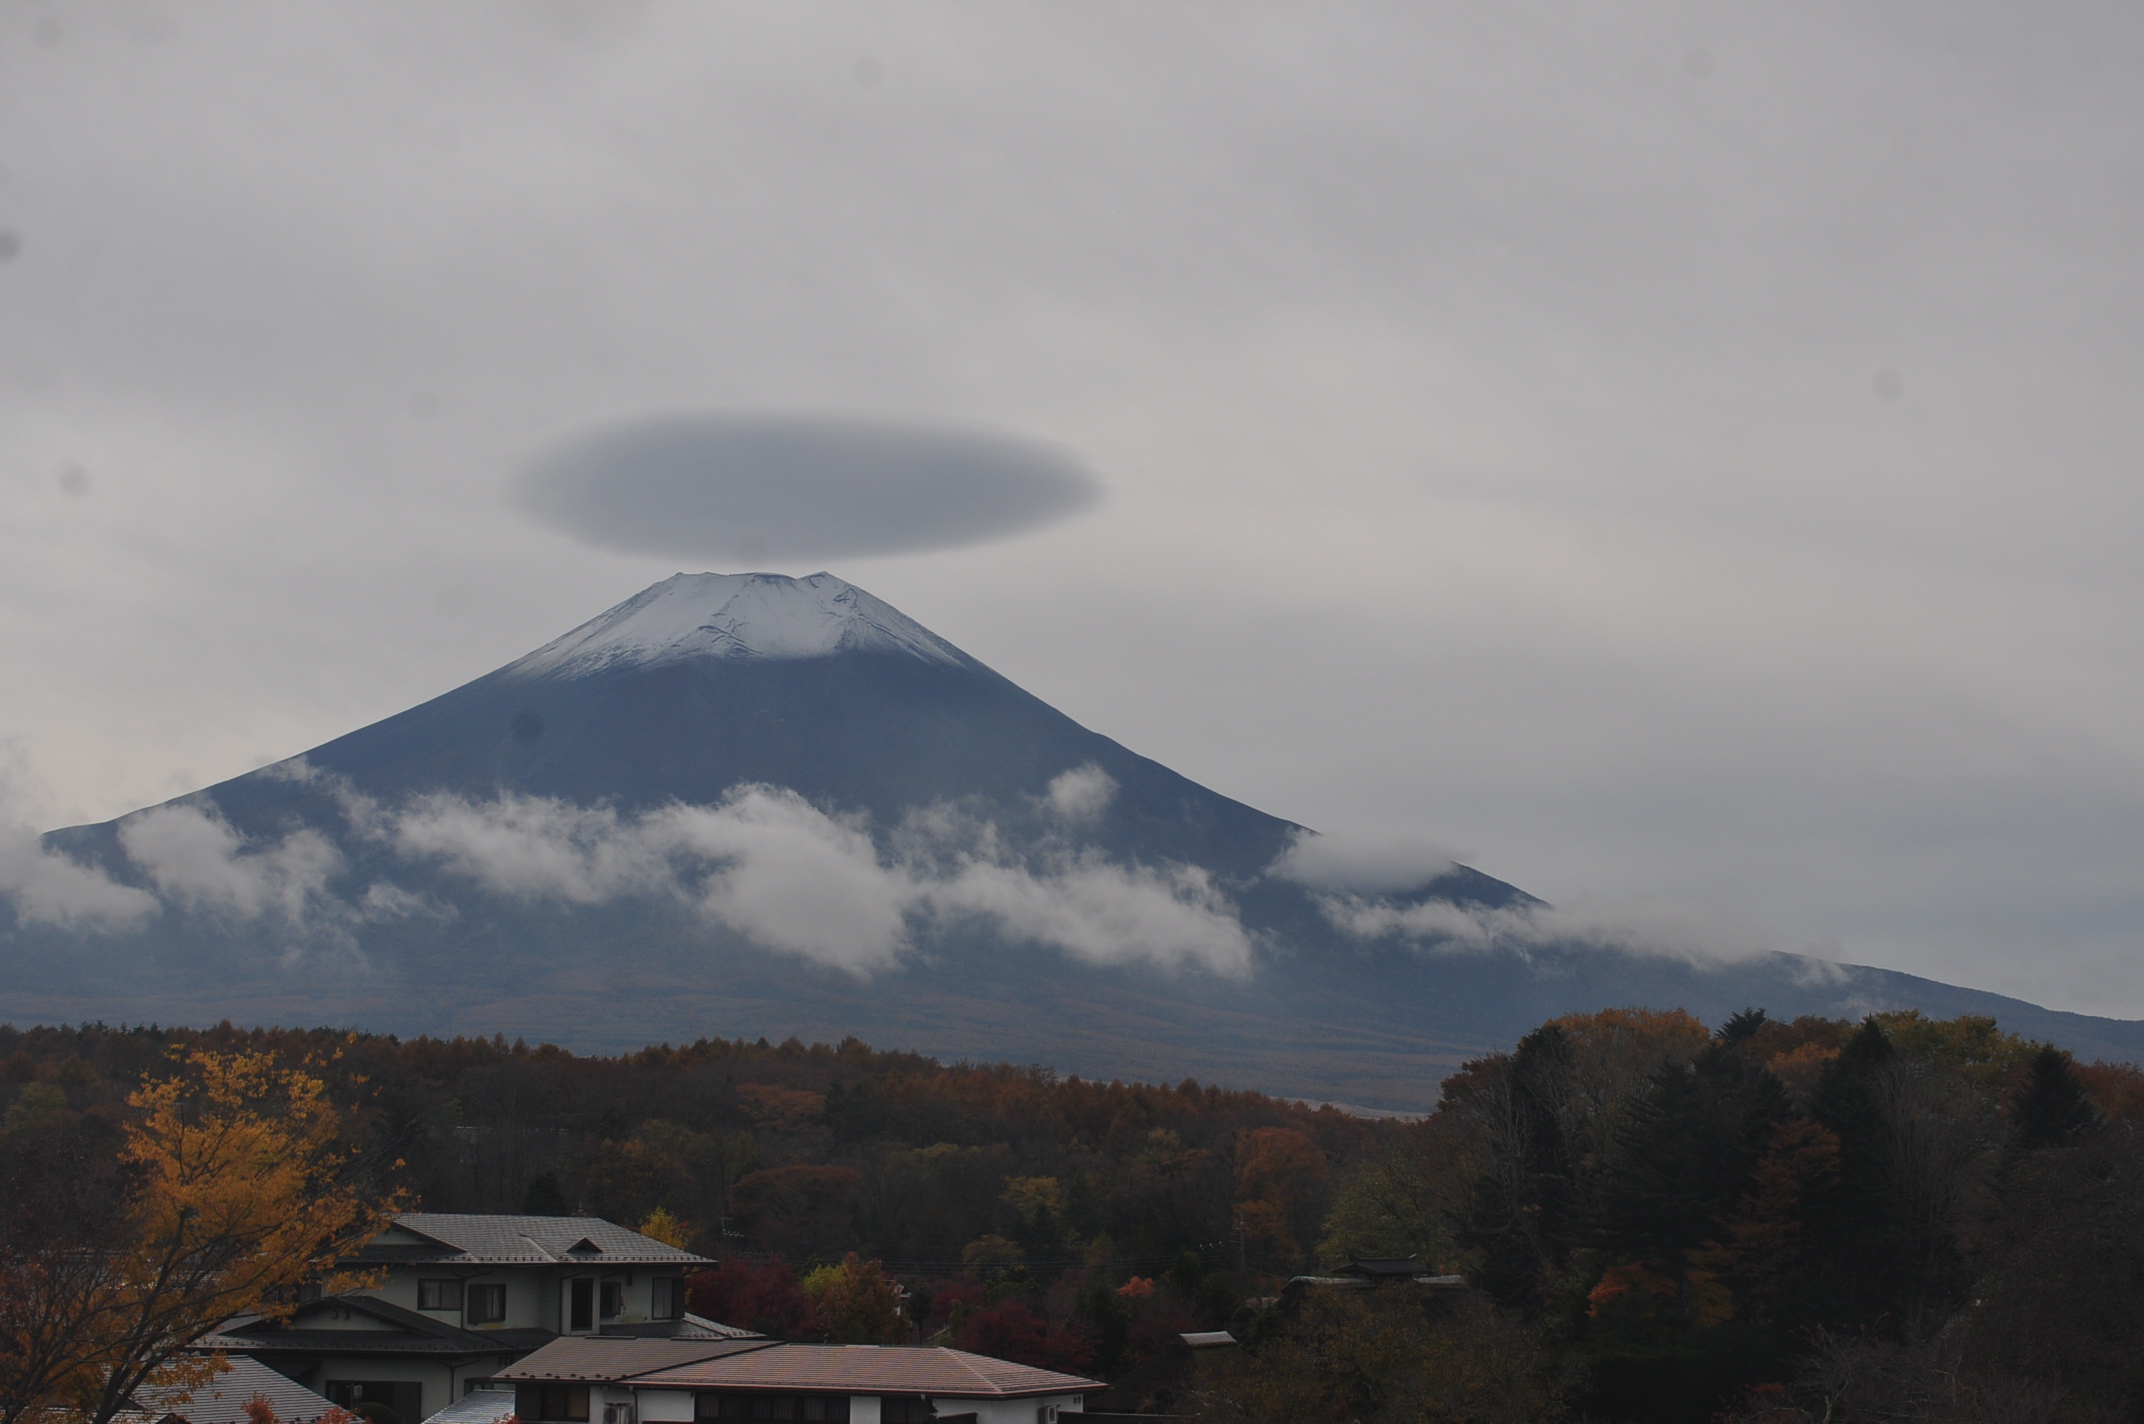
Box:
879 1403 931 1424
569 1278 595 1332
695 1398 846 1422
599 1282 625 1319
327 1383 423 1424
537 1387 590 1422
418 1280 463 1311
467 1283 507 1324
651 1276 684 1320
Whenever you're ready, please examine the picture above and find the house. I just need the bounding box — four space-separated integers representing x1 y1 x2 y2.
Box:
1277 1258 1467 1306
1075 1332 1232 1417
205 1214 736 1424
347 1215 717 1334
1331 1257 1456 1284
133 1356 340 1424
494 1333 1102 1424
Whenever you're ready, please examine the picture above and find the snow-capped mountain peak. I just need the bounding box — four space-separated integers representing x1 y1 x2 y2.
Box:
505 572 973 680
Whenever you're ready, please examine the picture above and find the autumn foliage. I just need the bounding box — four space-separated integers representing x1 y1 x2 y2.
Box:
7 1011 2141 1422
1300 1007 2144 1422
800 1252 905 1344
687 1257 818 1339
0 1046 396 1424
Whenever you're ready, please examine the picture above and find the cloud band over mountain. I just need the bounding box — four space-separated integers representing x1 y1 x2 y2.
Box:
5 763 1256 979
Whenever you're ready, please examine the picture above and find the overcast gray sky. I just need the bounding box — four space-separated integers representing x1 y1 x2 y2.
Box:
3 2 2142 1017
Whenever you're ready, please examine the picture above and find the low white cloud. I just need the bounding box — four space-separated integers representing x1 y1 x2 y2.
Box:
1321 892 1772 967
1044 764 1118 826
0 827 160 932
117 803 344 925
1271 828 1461 894
3 740 1251 975
358 880 447 922
933 851 1252 975
383 786 912 974
390 794 666 904
654 792 915 972
374 782 1248 977
0 741 158 932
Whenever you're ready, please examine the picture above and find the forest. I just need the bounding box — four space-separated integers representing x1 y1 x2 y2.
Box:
3 1006 2142 1422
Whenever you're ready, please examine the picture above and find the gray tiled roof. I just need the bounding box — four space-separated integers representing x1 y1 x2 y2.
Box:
140 1357 338 1424
199 1295 547 1358
198 1329 549 1358
370 1215 710 1267
418 1390 518 1424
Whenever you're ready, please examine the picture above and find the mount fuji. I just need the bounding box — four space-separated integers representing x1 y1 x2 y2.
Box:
8 572 2141 1108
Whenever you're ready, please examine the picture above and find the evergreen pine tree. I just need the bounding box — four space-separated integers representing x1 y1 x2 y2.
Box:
2010 1045 2099 1153
1805 1019 1910 1326
1718 1008 1768 1046
522 1169 570 1216
1457 1024 1576 1315
1588 1042 1789 1263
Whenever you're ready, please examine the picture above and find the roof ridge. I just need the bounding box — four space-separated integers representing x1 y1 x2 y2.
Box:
618 1340 780 1382
387 1218 462 1252
945 1346 1007 1393
336 1293 499 1345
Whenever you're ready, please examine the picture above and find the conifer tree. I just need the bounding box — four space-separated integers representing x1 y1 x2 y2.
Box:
1457 1025 1576 1314
1588 1042 1789 1267
1717 1009 1768 1047
520 1170 569 1216
2008 1045 2098 1153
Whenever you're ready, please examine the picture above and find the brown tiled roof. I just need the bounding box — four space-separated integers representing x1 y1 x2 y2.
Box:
494 1338 776 1383
635 1345 1100 1399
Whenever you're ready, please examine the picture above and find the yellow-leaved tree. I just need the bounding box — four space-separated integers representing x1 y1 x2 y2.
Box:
801 1252 906 1344
637 1207 691 1250
0 1046 397 1424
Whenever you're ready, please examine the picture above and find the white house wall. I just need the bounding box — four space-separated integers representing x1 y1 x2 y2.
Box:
933 1397 1083 1424
369 1265 689 1334
636 1390 693 1423
622 1390 1081 1424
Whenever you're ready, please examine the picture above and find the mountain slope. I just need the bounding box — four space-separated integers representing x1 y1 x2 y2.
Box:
11 572 2141 1108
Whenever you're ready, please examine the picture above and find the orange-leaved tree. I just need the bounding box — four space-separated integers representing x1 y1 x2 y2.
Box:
1233 1126 1328 1263
0 1046 398 1424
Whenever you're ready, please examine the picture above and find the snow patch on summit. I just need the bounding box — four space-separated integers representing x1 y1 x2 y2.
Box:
505 572 973 680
